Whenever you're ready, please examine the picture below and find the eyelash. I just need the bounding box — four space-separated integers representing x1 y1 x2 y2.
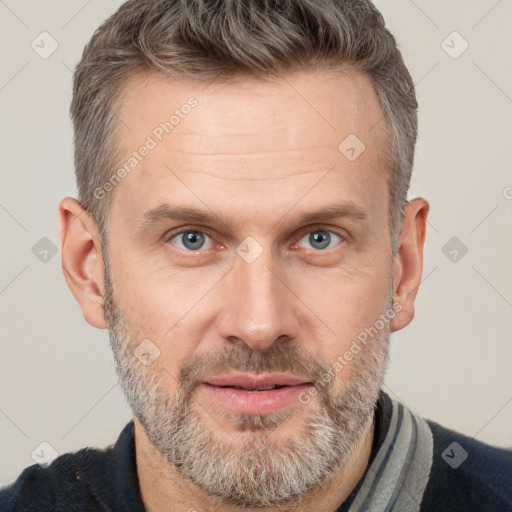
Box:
166 225 346 253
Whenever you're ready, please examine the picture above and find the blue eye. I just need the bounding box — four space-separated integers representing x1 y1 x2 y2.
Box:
169 228 342 253
297 230 342 250
170 230 213 251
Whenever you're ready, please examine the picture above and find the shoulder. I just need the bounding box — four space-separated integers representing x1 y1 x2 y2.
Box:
0 444 116 512
421 419 512 511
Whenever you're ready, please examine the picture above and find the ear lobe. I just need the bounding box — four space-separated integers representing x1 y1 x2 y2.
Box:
59 197 107 329
390 197 429 332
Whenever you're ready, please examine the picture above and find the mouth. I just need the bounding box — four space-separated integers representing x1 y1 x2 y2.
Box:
200 373 314 415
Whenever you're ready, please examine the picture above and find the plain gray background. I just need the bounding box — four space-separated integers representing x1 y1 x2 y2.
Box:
1 0 511 486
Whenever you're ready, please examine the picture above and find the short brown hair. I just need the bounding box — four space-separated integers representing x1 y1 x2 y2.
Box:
70 0 417 254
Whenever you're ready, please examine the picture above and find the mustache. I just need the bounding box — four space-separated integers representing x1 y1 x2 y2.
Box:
178 343 333 395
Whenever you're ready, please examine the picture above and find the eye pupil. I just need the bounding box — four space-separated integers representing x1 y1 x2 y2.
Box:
182 231 205 250
309 231 331 250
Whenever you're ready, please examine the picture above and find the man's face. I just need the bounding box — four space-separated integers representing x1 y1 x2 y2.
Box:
103 69 395 506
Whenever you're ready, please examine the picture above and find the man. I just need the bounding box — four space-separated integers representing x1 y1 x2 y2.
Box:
1 0 510 510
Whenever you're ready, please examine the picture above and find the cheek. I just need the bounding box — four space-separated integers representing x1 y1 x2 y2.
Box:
111 244 209 332
291 266 390 352
112 264 221 379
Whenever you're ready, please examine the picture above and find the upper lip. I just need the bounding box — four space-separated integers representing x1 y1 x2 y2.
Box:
203 373 312 390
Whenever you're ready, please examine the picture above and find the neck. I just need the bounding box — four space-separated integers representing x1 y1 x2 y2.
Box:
135 417 375 512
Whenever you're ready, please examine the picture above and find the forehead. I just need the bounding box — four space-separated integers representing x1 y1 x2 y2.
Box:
111 69 388 231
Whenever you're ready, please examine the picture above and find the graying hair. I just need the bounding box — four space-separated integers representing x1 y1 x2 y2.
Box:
71 0 417 255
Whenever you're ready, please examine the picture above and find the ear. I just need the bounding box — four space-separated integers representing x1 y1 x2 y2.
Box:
59 197 107 329
390 197 429 332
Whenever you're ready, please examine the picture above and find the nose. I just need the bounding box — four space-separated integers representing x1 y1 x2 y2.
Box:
217 249 300 351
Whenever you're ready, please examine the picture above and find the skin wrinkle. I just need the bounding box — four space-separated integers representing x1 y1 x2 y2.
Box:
176 168 333 181
166 148 339 156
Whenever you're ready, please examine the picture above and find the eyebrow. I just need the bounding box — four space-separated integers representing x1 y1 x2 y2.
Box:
137 201 368 234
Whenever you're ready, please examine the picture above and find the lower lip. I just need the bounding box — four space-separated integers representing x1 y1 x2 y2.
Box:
200 383 313 415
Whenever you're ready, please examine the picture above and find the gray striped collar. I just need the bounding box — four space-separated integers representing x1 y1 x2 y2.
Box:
347 395 433 512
